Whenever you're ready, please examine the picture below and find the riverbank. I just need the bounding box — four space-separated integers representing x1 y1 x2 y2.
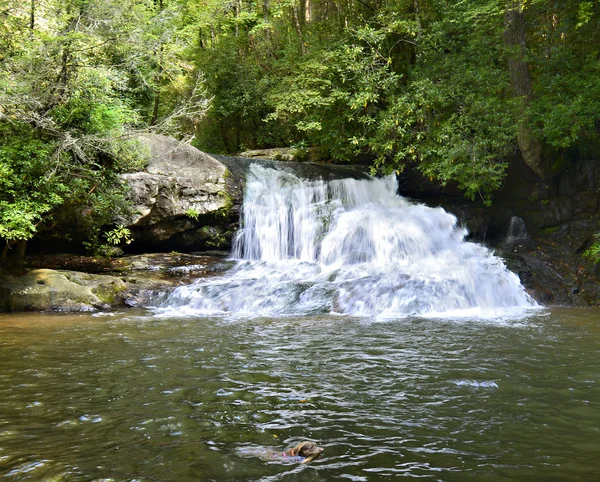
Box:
0 253 233 312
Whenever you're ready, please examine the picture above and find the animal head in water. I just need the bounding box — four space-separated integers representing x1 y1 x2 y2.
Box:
287 442 324 463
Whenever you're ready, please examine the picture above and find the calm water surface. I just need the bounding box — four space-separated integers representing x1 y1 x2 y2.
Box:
0 308 599 481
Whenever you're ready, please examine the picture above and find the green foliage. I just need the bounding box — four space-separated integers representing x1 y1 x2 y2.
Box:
0 134 64 242
584 234 600 263
185 208 201 221
2 0 600 261
369 2 516 202
190 0 600 203
105 225 133 246
0 0 209 256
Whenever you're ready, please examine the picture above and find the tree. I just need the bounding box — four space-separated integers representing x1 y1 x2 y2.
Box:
504 0 545 177
0 0 209 263
2 0 600 261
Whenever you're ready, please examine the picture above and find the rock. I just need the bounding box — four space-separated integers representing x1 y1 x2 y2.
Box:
239 147 323 162
2 253 235 312
398 154 600 306
60 271 127 304
98 246 125 257
239 147 297 161
0 269 126 312
214 154 370 184
118 134 237 251
109 135 371 253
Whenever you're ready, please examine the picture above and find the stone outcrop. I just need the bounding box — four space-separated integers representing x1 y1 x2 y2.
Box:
116 136 369 253
398 154 600 306
239 147 297 161
238 146 319 162
0 253 234 312
119 134 238 252
0 269 126 312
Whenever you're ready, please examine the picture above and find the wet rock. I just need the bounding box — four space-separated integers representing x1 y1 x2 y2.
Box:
61 271 127 304
214 155 370 184
400 154 600 306
0 269 125 312
3 252 235 312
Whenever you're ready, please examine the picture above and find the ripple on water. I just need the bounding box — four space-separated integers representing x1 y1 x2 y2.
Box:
1 308 600 481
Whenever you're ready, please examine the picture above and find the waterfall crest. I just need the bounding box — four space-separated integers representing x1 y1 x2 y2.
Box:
159 165 537 317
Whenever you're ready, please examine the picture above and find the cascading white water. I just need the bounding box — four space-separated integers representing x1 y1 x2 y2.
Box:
159 164 537 317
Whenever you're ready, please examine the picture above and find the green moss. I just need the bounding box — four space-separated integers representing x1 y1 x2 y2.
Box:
185 208 201 221
206 235 227 248
539 225 561 234
216 190 234 219
93 282 127 304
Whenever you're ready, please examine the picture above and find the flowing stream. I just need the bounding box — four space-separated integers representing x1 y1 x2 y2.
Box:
158 165 536 318
1 165 598 481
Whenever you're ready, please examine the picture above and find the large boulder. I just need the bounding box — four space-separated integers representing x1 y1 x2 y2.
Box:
118 134 238 251
0 253 235 312
0 269 126 312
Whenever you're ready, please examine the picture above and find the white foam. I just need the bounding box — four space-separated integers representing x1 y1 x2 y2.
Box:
157 165 538 318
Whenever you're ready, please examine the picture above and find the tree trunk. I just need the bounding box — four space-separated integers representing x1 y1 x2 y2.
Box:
413 0 422 40
151 0 164 126
235 118 241 152
30 0 35 31
15 240 26 261
150 89 161 126
0 240 27 269
263 0 271 44
504 0 545 178
220 120 232 153
305 0 312 23
235 0 240 38
291 5 307 54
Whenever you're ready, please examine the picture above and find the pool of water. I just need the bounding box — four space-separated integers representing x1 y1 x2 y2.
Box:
1 308 599 481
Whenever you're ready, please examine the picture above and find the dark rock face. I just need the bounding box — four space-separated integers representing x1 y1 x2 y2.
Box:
398 154 600 306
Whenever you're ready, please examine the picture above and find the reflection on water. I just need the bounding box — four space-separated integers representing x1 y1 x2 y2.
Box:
1 308 599 481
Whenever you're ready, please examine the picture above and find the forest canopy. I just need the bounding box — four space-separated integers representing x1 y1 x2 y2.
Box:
1 0 600 255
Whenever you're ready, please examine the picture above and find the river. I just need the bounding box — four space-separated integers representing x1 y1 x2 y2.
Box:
2 165 598 480
1 308 599 481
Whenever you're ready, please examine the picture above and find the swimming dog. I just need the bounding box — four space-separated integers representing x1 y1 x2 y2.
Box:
238 441 324 464
280 441 324 463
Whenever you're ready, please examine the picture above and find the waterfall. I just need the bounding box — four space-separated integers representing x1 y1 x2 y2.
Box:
158 164 537 317
504 216 528 246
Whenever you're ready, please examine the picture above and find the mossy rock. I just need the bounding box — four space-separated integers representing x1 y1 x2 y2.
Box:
0 269 127 312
